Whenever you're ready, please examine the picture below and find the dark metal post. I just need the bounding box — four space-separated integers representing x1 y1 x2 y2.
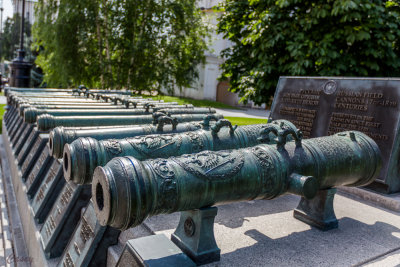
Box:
9 0 32 87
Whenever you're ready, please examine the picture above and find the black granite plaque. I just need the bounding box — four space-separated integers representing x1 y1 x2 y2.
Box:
20 134 48 178
9 117 23 140
14 124 35 156
270 77 400 193
31 159 65 223
7 110 21 127
13 124 34 156
7 111 20 129
25 145 53 196
17 130 38 161
40 183 91 258
10 119 26 143
4 108 15 124
58 202 120 267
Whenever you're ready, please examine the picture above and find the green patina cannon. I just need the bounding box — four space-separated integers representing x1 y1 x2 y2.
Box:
63 120 290 184
13 99 105 108
92 130 381 230
49 115 221 158
123 100 178 108
37 113 224 131
18 104 127 116
23 107 216 123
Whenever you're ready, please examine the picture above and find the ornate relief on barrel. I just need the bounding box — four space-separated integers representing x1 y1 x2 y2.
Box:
173 150 244 181
103 139 122 155
251 146 276 194
148 159 177 210
127 134 183 157
185 131 204 152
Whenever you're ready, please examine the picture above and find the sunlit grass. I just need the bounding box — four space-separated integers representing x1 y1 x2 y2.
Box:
140 95 240 110
225 116 268 126
0 104 6 133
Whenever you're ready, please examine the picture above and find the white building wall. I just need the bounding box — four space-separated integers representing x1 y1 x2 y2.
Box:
173 0 262 108
12 0 36 24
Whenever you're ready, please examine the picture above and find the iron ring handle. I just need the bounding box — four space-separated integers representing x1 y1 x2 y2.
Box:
277 128 303 150
257 124 280 143
145 103 156 112
211 119 237 135
152 111 170 124
202 114 221 127
156 116 178 131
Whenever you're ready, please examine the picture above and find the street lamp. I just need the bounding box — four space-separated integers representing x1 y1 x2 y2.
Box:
9 0 32 87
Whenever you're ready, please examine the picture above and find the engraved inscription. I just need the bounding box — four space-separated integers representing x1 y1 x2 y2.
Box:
327 112 388 140
63 252 74 267
80 217 94 243
60 184 74 206
27 150 49 187
17 132 35 161
45 215 56 237
282 89 321 106
335 90 397 111
279 106 316 137
34 161 59 204
74 243 81 256
21 138 42 174
36 187 45 203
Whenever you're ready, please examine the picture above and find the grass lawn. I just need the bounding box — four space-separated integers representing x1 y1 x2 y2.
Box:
142 95 240 110
0 104 6 133
225 116 268 126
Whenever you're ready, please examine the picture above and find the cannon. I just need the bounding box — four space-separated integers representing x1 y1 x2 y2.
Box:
92 130 381 230
49 115 221 158
18 104 128 116
36 113 224 131
63 120 292 184
23 107 216 123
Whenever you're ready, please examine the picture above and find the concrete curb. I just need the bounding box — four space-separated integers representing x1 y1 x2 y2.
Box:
0 136 31 267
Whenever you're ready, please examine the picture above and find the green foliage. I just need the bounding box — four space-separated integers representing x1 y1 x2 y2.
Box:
0 104 6 133
33 0 209 92
225 116 268 126
216 0 400 105
1 14 32 61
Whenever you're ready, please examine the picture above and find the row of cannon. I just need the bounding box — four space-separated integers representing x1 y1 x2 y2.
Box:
3 87 382 266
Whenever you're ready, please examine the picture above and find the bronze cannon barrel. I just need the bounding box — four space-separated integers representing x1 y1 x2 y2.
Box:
92 130 381 230
49 115 220 158
64 120 288 184
13 99 106 108
37 113 224 131
23 107 216 123
124 101 179 108
18 104 127 116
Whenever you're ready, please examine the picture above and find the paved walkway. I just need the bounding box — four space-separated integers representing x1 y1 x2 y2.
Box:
129 191 400 267
215 108 270 119
0 158 14 267
0 96 6 105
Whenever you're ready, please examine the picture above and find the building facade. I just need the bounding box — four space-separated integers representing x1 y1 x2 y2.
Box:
12 0 36 24
170 0 261 108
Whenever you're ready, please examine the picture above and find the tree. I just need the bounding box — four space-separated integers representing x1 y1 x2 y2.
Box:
33 0 209 92
1 14 32 61
216 0 400 105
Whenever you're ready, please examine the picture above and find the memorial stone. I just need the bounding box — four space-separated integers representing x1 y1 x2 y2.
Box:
270 77 400 193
